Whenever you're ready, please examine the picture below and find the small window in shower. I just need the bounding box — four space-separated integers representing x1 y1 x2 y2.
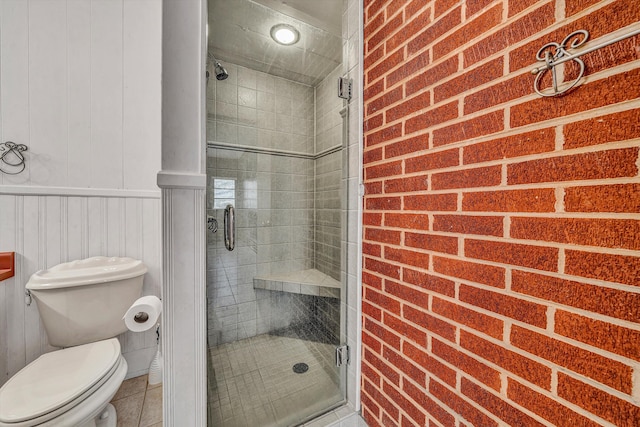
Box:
212 178 235 209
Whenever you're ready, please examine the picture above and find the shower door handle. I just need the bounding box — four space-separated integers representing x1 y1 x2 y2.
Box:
224 204 235 251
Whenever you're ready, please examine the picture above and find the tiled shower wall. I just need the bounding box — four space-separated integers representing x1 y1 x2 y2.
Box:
315 66 345 281
206 63 344 345
206 149 315 345
206 63 315 154
361 0 640 426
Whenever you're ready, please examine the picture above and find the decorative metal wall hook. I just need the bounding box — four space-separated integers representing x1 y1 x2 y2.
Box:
531 27 640 97
0 141 28 175
531 30 589 97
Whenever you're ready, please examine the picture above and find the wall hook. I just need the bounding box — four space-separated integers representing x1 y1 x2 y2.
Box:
531 27 640 97
531 30 589 97
0 141 28 175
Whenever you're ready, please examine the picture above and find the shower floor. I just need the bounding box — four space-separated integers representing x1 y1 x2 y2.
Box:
207 334 342 427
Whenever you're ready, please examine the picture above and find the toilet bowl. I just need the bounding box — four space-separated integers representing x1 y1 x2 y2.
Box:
0 339 126 427
0 257 147 426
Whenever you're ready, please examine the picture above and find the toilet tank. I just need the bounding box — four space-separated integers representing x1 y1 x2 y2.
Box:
26 256 148 348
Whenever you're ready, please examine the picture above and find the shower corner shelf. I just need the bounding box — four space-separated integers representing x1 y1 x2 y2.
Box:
253 269 341 298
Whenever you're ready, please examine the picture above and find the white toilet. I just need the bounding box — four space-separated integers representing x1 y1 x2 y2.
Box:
0 256 147 427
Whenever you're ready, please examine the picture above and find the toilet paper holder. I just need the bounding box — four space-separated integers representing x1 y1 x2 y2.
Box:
124 295 162 332
134 312 150 323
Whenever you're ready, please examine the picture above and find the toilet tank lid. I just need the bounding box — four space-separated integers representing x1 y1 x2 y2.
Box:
26 256 147 290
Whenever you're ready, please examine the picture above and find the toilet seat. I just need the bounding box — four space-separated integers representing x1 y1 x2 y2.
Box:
0 339 125 426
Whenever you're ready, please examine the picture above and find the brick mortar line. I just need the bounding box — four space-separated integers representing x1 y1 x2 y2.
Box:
460 234 640 257
365 98 640 152
400 1 553 74
404 62 528 107
368 172 640 191
366 258 640 332
364 81 640 142
397 300 640 398
437 176 640 191
371 356 502 426
360 359 383 388
501 60 640 114
367 232 640 267
362 360 457 426
399 361 510 426
372 1 432 50
403 0 629 75
464 373 618 427
632 369 640 402
508 371 620 427
540 0 638 45
368 63 640 141
383 377 434 426
424 371 538 426
369 209 640 221
368 2 465 59
371 298 640 394
409 272 640 337
364 256 640 300
360 382 399 422
368 95 639 150
364 137 640 171
364 6 407 51
485 375 580 427
555 366 640 404
385 45 523 100
364 1 635 96
362 0 393 28
367 181 640 203
362 328 625 427
364 266 640 355
555 0 566 21
368 96 638 149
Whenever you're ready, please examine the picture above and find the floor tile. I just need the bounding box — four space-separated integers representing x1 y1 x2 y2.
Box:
111 391 144 427
207 334 343 427
147 380 162 390
139 386 163 427
112 375 148 401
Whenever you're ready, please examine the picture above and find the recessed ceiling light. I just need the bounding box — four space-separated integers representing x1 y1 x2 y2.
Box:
270 24 300 45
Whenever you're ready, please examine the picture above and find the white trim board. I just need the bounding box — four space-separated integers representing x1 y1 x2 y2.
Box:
0 185 160 199
156 171 206 190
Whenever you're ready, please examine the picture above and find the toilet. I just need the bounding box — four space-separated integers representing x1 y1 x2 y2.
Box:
0 256 148 427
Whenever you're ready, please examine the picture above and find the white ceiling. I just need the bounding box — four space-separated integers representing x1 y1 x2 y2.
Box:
207 0 343 86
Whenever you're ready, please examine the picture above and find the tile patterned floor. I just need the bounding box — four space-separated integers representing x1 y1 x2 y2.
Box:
111 374 163 427
208 334 343 427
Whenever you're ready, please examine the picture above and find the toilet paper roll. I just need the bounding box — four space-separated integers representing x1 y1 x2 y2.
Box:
123 295 162 332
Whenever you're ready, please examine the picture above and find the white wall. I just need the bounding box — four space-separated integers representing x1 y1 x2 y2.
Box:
0 0 161 190
0 0 162 385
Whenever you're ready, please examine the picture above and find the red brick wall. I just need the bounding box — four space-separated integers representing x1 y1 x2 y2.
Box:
361 1 640 426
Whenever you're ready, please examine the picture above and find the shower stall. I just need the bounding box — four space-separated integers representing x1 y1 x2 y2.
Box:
205 1 349 425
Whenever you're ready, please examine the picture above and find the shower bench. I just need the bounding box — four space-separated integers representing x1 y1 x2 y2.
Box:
253 269 340 299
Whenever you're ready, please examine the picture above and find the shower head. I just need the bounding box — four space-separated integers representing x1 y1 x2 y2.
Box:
213 61 228 80
207 52 228 81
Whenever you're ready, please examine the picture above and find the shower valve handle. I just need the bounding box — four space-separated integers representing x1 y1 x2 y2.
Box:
207 216 218 233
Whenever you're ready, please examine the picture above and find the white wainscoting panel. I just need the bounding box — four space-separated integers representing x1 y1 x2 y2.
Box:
0 192 161 386
0 0 161 191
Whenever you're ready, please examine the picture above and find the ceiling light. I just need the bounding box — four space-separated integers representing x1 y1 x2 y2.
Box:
271 24 299 45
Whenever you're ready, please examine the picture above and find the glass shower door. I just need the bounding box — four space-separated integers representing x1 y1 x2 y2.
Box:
205 1 348 425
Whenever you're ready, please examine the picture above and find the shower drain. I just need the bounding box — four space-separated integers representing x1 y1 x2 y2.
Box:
292 362 309 374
